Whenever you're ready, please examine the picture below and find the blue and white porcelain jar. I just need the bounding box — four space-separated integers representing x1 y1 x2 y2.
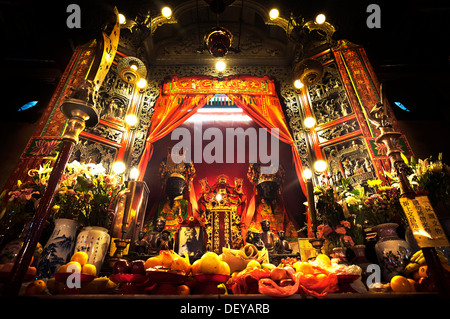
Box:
36 218 78 279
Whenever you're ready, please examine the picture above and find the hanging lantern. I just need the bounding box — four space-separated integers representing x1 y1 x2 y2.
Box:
117 56 147 85
204 26 233 57
293 58 323 86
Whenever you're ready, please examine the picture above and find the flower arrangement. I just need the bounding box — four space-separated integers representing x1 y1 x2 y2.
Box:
314 185 355 248
407 153 450 212
0 160 126 231
53 161 126 228
362 179 406 227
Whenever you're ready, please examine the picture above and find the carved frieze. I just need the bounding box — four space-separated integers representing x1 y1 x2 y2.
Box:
322 137 376 187
307 62 353 126
317 118 360 144
69 137 118 173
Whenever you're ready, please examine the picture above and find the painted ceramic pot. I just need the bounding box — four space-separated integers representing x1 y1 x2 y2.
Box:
0 221 43 265
374 223 410 282
74 226 110 275
36 218 78 279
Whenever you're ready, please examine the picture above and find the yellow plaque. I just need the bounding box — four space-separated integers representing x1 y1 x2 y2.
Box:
400 196 450 248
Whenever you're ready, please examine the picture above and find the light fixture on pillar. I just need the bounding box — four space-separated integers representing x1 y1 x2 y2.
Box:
161 6 172 19
315 13 326 24
304 117 316 129
314 160 328 173
117 56 147 85
125 114 138 127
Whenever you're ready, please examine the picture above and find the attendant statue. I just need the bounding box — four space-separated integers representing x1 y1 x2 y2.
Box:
260 219 279 254
139 217 166 256
157 230 173 251
246 229 265 251
276 230 293 254
144 148 196 243
246 164 298 244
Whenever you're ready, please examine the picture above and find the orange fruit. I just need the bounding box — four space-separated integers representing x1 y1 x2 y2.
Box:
418 265 428 278
199 252 221 274
66 261 81 273
176 284 190 295
71 251 88 266
316 273 328 281
191 259 202 275
81 263 97 276
171 257 191 274
407 279 417 292
159 250 175 268
294 262 314 275
315 254 331 268
217 261 231 275
58 264 68 273
390 275 413 292
25 280 46 296
144 256 162 269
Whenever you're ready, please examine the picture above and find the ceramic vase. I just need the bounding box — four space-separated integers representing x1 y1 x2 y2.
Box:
36 218 78 279
74 226 110 274
374 223 410 282
0 221 43 265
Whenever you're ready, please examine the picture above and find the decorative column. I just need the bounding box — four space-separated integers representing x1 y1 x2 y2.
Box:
2 81 99 296
1 8 120 296
368 86 450 297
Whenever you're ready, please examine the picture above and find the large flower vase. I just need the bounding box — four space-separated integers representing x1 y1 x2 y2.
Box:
374 223 410 282
74 226 110 275
0 221 43 265
36 218 78 279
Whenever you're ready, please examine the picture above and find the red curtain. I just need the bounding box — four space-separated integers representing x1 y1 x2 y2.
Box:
137 92 214 179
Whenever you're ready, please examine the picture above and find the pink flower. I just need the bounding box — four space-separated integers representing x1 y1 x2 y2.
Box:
340 220 351 228
335 226 346 235
343 235 355 247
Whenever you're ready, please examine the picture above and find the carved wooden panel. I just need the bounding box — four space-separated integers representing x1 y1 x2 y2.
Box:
322 137 376 187
306 62 353 126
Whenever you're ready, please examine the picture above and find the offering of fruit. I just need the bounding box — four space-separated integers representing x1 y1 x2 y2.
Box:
25 279 46 296
390 275 413 293
192 251 231 276
113 259 131 274
56 252 97 276
144 250 191 275
131 260 146 276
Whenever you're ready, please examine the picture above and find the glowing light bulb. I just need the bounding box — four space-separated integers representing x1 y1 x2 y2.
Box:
125 114 138 126
304 117 316 129
130 64 138 71
315 14 326 24
129 167 139 180
269 9 279 20
294 79 304 89
216 193 222 201
303 168 313 180
119 13 126 24
112 161 126 175
162 7 172 18
314 160 327 173
215 60 226 72
136 78 147 88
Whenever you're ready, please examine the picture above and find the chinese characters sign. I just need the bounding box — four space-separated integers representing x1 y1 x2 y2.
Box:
400 196 450 248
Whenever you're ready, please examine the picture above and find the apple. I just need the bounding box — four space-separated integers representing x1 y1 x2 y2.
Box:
270 267 288 282
131 260 146 275
113 259 131 274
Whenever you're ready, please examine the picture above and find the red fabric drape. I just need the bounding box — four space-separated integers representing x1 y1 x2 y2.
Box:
137 93 214 179
228 94 306 231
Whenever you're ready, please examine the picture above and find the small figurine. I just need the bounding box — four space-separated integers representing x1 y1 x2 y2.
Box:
157 230 173 251
143 217 167 256
246 229 265 251
260 220 279 254
276 230 293 254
